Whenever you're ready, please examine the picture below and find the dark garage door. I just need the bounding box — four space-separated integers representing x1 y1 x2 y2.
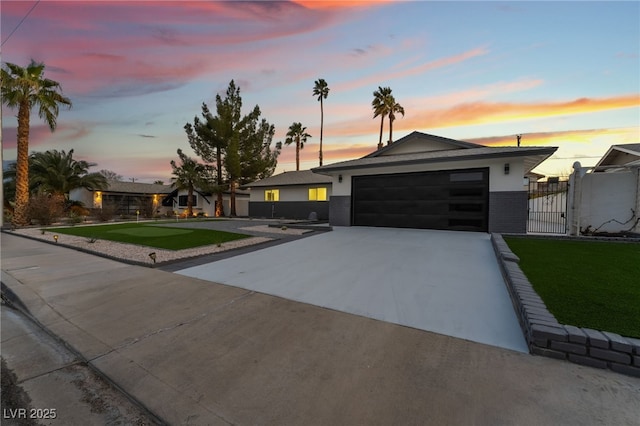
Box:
352 168 489 231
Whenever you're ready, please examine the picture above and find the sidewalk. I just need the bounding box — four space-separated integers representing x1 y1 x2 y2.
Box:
1 303 161 425
1 232 639 425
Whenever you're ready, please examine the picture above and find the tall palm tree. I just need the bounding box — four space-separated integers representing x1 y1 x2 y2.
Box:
312 79 329 166
284 122 311 171
170 149 209 217
386 95 405 145
1 60 72 226
371 86 392 150
29 149 107 196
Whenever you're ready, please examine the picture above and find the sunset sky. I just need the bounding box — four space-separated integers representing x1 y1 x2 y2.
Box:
2 1 638 183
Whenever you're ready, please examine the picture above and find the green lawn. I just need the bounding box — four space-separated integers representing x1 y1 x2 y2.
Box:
504 237 640 338
45 222 250 251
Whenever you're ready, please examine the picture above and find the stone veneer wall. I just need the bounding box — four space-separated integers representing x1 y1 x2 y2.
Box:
328 196 351 227
488 191 528 234
491 234 640 378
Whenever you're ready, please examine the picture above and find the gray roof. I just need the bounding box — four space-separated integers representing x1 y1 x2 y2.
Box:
365 131 484 158
105 181 173 194
313 146 558 174
612 143 640 154
244 170 332 188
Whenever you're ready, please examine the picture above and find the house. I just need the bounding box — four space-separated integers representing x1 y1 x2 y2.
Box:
70 181 173 216
244 170 332 220
593 144 640 172
71 181 249 217
162 188 249 217
312 131 557 233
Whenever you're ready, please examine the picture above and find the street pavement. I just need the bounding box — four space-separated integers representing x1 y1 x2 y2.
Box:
1 231 639 425
1 303 161 425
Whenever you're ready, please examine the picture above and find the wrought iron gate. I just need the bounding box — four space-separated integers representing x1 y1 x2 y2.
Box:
527 177 568 234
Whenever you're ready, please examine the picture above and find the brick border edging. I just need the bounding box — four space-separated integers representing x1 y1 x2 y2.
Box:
491 233 640 378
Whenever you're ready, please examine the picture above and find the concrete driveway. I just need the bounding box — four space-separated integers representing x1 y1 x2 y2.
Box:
178 227 528 353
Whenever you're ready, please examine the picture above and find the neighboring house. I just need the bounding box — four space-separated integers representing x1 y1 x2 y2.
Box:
593 144 640 172
244 170 332 220
70 181 173 216
568 144 640 235
312 131 557 233
162 188 249 217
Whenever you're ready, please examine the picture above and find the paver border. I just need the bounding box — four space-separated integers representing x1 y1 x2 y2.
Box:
491 233 640 378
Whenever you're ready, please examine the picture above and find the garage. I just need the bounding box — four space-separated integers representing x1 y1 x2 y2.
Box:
352 168 489 231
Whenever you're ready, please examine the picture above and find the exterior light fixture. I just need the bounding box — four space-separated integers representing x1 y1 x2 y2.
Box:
53 235 59 243
338 174 343 183
149 252 157 264
504 163 510 175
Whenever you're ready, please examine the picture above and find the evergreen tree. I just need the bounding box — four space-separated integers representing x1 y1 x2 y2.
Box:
186 80 280 216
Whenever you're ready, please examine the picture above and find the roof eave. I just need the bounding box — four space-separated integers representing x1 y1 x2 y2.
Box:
314 147 558 174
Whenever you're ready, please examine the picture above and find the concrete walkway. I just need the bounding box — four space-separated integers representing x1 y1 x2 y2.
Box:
1 233 639 425
178 227 528 352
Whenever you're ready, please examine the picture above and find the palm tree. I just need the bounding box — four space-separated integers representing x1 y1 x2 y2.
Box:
386 95 405 145
284 122 311 171
312 79 329 166
29 149 107 196
170 149 210 217
371 86 392 150
1 60 72 226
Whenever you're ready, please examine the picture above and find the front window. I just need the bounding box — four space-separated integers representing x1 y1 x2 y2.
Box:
265 189 279 201
308 187 327 201
178 195 197 207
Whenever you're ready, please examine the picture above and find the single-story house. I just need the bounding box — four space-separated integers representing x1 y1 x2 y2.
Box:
71 181 248 217
70 181 173 216
162 188 249 217
593 144 640 173
244 170 332 220
312 131 557 233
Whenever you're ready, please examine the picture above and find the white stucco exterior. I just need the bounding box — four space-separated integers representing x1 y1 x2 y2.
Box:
577 170 638 233
248 185 332 202
326 157 527 196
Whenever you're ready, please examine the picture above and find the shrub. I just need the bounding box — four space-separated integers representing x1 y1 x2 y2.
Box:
69 204 90 217
28 193 65 225
92 202 117 222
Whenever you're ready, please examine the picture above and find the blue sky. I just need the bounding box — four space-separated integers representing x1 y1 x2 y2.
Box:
2 1 638 182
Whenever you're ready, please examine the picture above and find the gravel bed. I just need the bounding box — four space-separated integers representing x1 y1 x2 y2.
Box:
9 228 272 265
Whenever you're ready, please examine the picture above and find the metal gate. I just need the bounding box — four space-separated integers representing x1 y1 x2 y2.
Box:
527 177 568 234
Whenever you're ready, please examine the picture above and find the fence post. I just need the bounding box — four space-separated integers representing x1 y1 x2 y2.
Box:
569 161 583 236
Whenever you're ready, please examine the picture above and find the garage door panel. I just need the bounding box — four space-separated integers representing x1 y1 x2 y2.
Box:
352 168 488 231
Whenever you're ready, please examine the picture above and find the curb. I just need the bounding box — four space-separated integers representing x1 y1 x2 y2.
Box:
0 272 168 425
491 233 640 378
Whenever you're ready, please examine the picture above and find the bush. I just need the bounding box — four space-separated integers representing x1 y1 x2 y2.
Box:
28 193 65 225
92 202 117 222
69 204 90 217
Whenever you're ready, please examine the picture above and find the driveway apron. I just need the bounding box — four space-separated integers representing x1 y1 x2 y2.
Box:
178 227 528 353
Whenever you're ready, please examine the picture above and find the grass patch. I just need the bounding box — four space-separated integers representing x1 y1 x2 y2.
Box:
504 237 640 338
46 222 250 251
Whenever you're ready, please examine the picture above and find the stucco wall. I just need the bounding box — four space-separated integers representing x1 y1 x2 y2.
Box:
69 188 94 207
579 171 637 233
325 158 526 196
249 185 332 202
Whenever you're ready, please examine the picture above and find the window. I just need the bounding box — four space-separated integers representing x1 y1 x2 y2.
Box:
178 195 197 207
265 189 279 201
308 187 327 201
450 172 484 182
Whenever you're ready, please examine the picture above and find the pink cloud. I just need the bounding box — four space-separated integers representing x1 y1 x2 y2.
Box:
1 1 347 97
332 46 490 93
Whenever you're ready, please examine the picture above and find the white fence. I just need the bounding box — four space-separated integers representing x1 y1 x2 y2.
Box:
568 165 640 235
